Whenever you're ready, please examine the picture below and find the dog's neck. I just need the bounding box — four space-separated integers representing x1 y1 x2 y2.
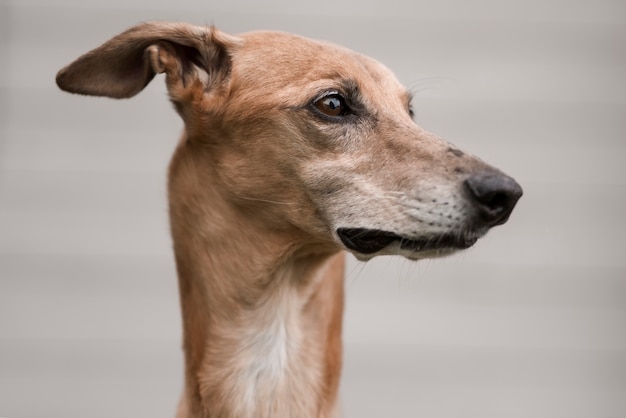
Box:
168 141 345 418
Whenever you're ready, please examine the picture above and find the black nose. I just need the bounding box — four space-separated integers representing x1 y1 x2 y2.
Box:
464 171 523 226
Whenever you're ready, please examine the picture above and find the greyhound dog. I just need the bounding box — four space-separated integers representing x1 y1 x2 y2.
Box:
56 21 522 418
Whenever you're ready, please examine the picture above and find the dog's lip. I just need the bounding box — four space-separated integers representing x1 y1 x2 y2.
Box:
336 227 479 255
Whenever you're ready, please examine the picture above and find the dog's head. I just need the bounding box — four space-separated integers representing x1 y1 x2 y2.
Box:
57 22 522 261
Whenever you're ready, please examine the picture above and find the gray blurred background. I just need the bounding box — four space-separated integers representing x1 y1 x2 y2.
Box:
1 0 625 417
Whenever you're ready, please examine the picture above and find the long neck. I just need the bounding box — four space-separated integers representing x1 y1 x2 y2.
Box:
168 143 345 418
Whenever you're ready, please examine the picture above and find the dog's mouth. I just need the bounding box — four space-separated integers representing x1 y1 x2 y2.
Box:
336 227 480 255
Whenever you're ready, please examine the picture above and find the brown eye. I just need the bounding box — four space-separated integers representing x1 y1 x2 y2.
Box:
314 94 347 118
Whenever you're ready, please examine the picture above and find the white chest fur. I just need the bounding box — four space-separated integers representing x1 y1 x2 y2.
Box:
203 286 323 418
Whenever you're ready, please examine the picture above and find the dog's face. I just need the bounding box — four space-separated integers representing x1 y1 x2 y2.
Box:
56 23 522 261
212 31 522 261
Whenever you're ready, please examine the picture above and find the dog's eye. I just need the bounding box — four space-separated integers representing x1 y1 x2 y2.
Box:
314 94 348 118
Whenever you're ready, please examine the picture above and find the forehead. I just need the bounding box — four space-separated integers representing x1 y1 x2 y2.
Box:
232 31 408 101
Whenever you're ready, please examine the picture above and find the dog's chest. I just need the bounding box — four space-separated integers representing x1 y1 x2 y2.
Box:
223 293 323 417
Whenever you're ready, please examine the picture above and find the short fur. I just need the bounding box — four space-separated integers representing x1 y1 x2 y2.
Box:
56 22 522 418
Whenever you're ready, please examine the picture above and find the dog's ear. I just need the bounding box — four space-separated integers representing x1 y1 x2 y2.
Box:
56 22 241 102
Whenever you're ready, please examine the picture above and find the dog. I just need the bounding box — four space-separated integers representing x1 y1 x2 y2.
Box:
56 21 522 418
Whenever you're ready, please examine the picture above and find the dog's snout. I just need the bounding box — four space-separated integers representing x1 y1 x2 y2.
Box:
464 171 523 226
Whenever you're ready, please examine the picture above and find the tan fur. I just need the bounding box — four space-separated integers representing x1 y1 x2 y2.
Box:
56 22 521 418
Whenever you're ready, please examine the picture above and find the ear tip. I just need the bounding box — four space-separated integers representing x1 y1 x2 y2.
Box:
55 67 72 92
55 65 89 95
56 60 152 98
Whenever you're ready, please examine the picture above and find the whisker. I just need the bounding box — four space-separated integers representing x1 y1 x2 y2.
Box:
234 195 296 205
406 76 454 95
381 191 408 196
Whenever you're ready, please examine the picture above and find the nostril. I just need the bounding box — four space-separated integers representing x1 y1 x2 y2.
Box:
464 171 523 226
481 190 510 212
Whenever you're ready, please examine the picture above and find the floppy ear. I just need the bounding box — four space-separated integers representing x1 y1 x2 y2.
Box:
56 21 241 101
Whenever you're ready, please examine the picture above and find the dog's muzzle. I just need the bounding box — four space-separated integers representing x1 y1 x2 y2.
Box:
337 170 522 256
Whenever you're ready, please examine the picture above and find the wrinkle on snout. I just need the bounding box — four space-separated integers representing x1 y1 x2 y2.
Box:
447 147 464 158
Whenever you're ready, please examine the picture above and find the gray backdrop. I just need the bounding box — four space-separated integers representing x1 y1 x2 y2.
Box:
1 0 625 417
